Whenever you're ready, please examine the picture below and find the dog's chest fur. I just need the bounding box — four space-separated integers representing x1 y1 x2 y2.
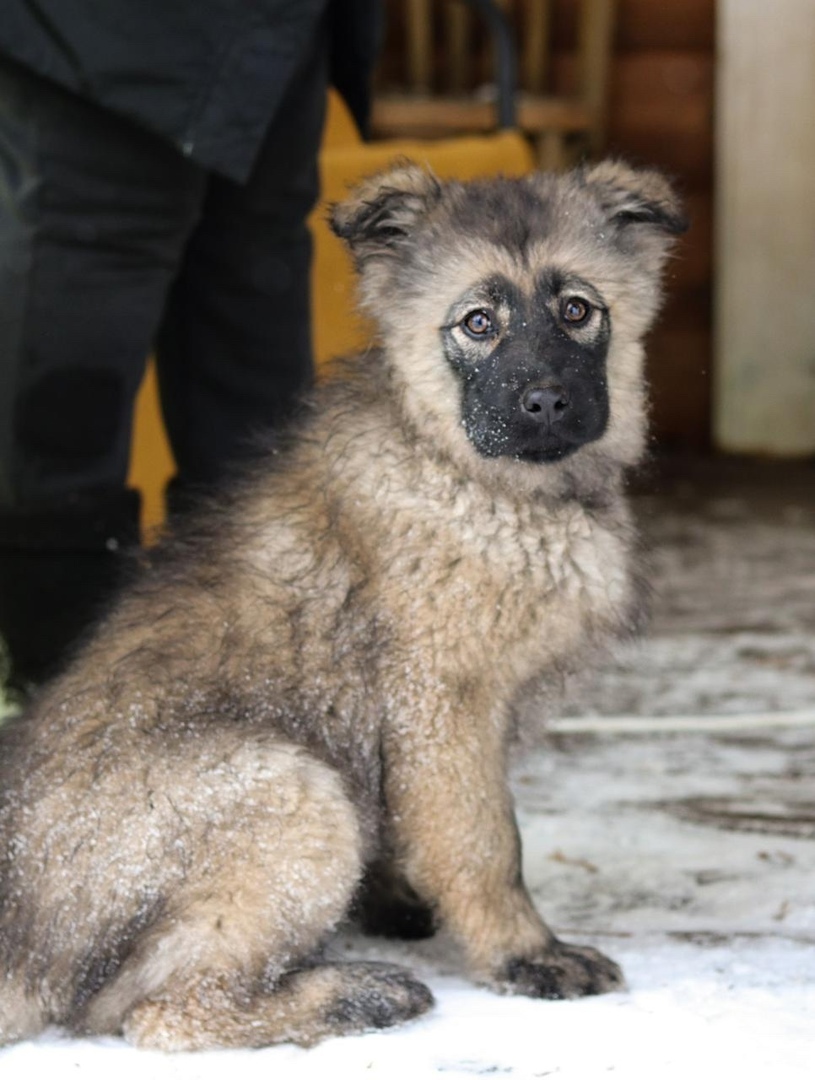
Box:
357 457 634 690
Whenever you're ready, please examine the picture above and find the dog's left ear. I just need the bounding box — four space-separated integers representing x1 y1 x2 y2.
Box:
330 162 443 265
582 160 688 237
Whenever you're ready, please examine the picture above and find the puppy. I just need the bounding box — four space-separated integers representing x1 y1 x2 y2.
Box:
0 161 685 1050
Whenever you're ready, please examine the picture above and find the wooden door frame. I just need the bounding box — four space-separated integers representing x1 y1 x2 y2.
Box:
714 0 815 455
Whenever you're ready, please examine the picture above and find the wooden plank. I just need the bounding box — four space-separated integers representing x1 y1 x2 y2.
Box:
576 0 616 152
605 52 714 136
647 322 712 449
551 51 714 162
406 0 433 92
550 0 714 52
605 130 712 188
661 284 712 326
371 95 592 139
521 0 552 92
669 192 713 292
637 277 713 452
445 0 471 93
614 0 714 51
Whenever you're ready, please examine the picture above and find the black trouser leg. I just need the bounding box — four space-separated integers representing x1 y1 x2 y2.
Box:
0 58 207 507
0 58 206 685
155 18 329 488
0 493 143 689
0 20 330 685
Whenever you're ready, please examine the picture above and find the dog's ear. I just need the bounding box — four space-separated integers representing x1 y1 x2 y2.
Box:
582 160 688 237
330 163 443 264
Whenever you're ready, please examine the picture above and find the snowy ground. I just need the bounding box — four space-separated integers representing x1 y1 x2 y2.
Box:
2 458 814 1077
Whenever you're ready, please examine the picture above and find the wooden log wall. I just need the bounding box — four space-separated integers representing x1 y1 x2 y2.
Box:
596 0 714 450
377 0 716 449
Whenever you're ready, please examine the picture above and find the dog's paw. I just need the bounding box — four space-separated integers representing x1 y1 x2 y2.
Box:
322 962 435 1031
491 941 624 1000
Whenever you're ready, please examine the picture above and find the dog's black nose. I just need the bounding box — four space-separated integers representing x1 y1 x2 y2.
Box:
520 385 569 424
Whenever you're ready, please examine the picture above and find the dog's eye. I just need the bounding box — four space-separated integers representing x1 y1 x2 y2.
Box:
562 297 591 325
462 309 495 338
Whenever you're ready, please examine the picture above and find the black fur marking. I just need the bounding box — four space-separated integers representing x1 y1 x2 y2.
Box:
354 862 437 941
446 179 555 257
500 945 623 1000
442 273 610 462
503 957 568 1000
319 963 434 1030
329 170 443 262
342 194 412 246
613 201 689 236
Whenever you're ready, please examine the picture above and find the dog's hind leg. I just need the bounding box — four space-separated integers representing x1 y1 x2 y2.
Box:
121 961 433 1050
77 737 431 1049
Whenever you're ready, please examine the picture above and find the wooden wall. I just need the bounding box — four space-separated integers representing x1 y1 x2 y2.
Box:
377 0 717 449
596 0 715 449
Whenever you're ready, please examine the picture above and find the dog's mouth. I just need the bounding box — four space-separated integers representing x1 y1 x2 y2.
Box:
466 425 582 463
512 441 578 463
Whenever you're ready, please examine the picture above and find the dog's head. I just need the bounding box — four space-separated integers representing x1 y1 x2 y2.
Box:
331 161 686 491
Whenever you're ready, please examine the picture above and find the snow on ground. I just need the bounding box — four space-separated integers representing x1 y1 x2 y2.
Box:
1 946 812 1080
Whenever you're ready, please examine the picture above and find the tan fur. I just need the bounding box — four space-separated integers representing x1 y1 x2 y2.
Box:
0 162 684 1050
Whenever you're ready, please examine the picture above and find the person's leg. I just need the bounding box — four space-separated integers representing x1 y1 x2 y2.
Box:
0 57 206 686
155 19 329 490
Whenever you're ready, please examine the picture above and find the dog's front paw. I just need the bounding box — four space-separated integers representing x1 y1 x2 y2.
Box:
491 941 624 1000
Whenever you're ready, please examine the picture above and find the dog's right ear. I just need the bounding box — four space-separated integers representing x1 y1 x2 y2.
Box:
330 163 442 265
581 160 688 237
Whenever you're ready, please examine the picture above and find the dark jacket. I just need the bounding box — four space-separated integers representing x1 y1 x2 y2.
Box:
0 0 379 182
